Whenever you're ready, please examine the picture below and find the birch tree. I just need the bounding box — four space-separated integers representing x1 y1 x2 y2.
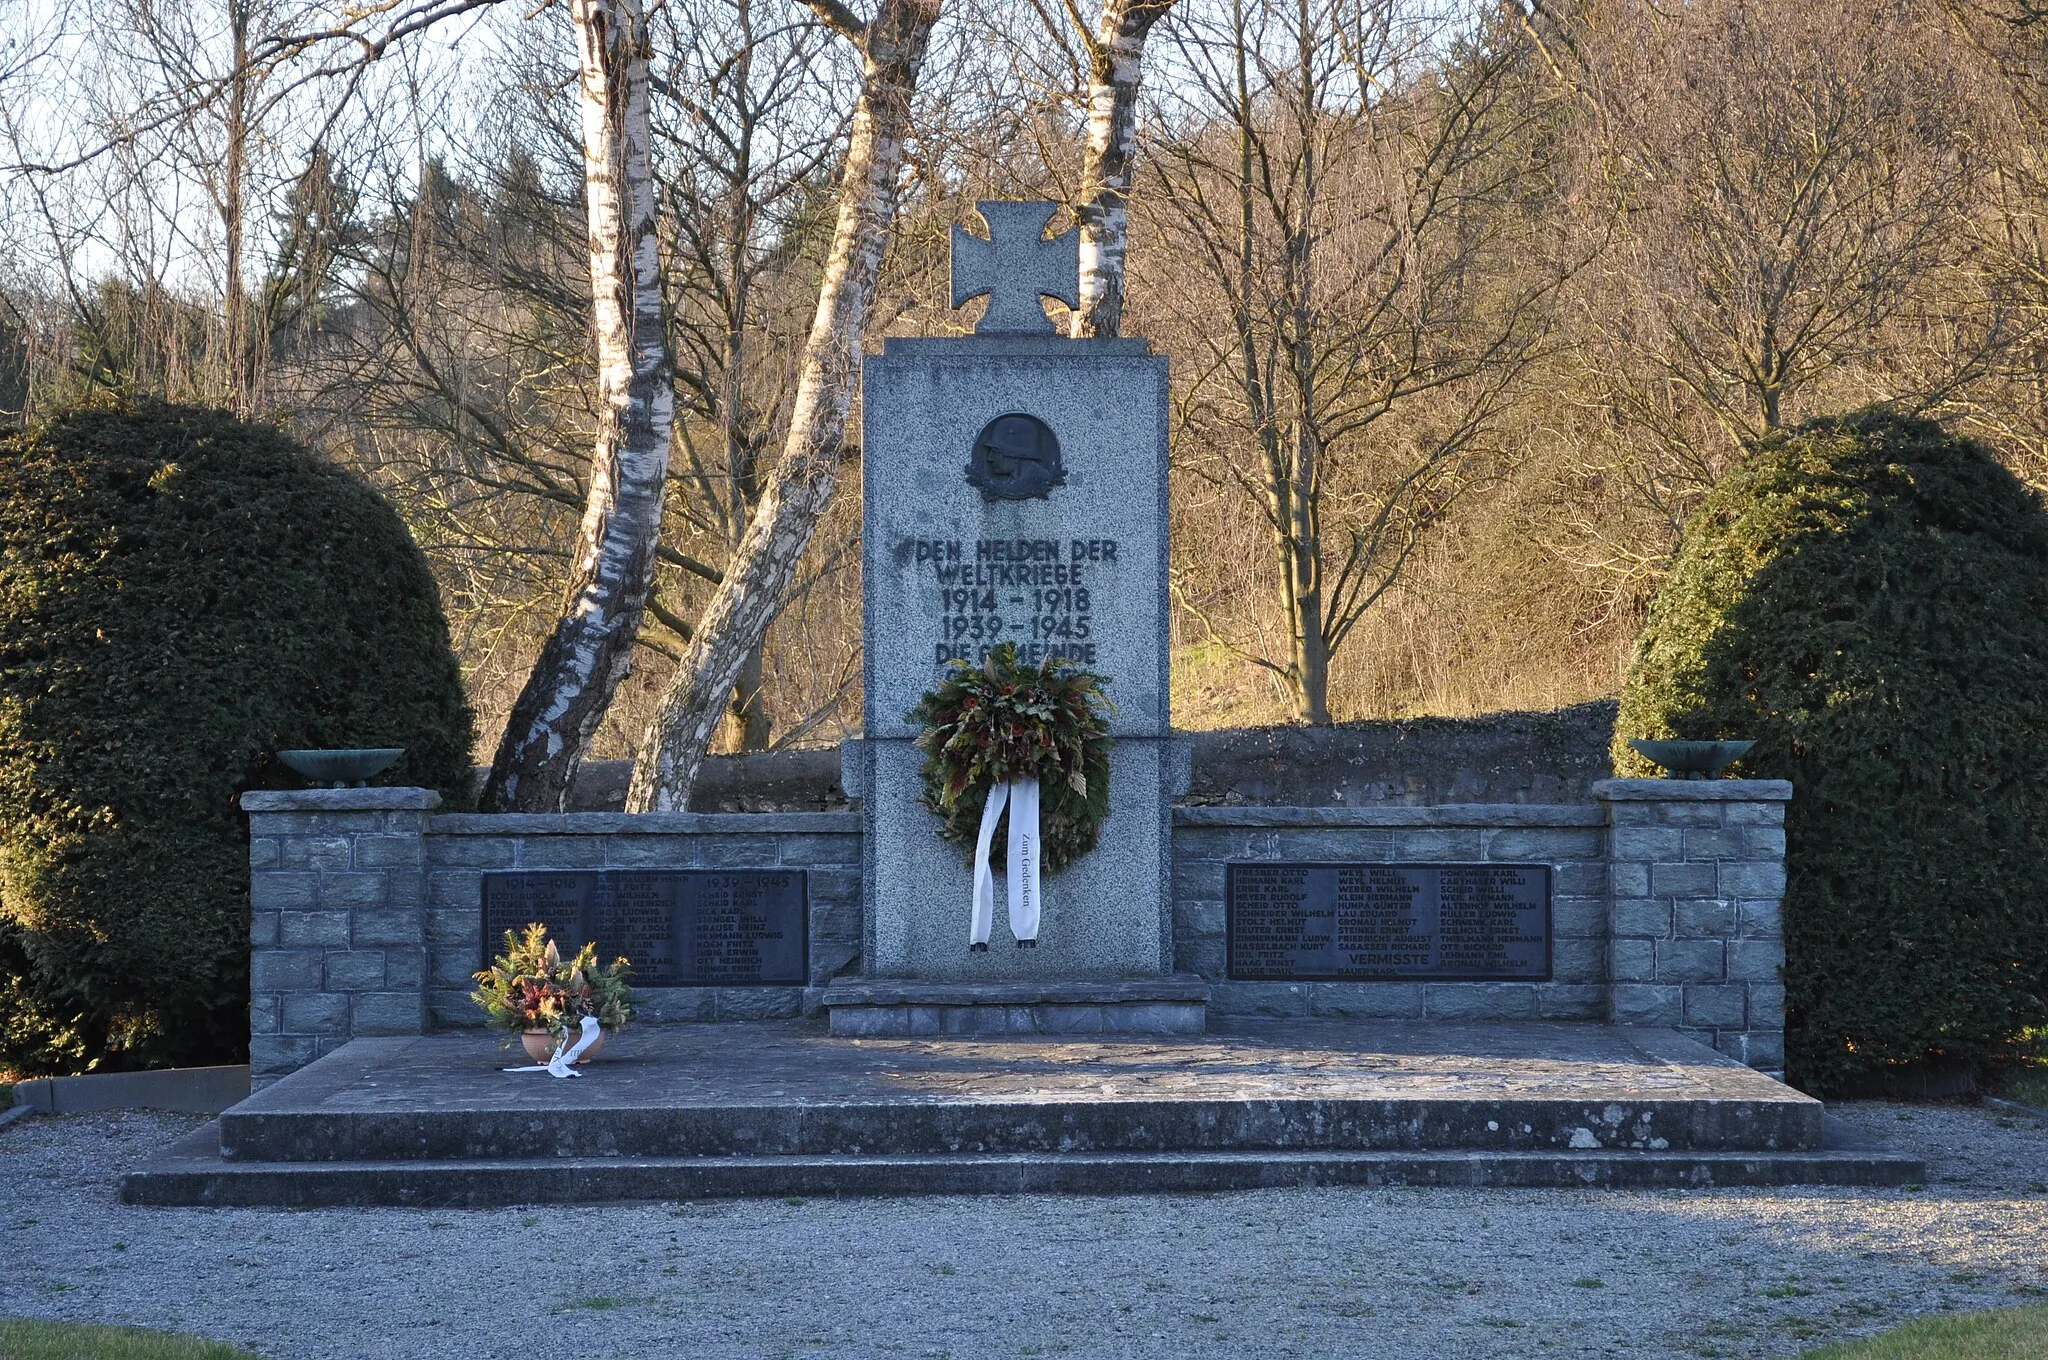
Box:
0 0 680 809
479 0 675 811
1065 0 1177 339
649 0 852 752
300 147 606 734
626 0 946 812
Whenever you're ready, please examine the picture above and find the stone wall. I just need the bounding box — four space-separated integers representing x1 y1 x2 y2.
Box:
242 773 1788 1086
556 700 1620 812
244 790 859 1088
1181 702 1618 807
561 750 851 813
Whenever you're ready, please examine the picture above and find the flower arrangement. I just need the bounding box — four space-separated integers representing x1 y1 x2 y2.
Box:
471 923 634 1042
908 642 1114 874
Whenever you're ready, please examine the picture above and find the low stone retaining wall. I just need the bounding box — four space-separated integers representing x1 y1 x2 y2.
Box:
557 701 1620 812
1176 780 1789 1070
245 791 858 1084
243 777 1789 1086
1181 701 1619 807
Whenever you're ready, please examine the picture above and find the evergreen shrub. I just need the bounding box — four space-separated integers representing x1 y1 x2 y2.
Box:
1614 410 2048 1093
0 402 473 1074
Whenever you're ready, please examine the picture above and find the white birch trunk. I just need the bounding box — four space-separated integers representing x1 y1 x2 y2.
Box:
481 0 674 813
1071 0 1176 340
625 0 945 812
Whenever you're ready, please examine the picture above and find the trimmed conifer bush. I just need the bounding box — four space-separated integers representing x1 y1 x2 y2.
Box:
0 401 473 1074
1614 410 2048 1093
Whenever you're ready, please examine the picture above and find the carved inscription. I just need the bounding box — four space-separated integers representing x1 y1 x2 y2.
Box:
481 870 808 987
1226 862 1549 982
907 536 1120 669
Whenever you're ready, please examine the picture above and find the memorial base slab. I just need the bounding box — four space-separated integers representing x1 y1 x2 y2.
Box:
122 1019 1922 1206
818 976 1209 1036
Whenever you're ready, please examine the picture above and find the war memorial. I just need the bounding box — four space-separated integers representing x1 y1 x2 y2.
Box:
121 204 1922 1206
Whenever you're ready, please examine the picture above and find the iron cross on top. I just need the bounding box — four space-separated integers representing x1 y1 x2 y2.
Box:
950 201 1079 335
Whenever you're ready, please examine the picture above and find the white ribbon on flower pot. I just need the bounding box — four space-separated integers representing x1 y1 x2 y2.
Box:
502 1014 604 1078
969 775 1041 948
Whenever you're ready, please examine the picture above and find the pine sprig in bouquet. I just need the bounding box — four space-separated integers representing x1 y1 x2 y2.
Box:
471 923 634 1041
908 642 1114 873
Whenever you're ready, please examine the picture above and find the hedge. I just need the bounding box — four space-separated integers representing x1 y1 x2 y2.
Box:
0 401 473 1073
1614 410 2048 1093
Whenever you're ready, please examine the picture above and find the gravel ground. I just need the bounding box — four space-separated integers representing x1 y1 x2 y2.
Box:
1 1101 2044 1360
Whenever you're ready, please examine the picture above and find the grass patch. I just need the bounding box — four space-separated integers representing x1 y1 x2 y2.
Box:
0 1319 257 1359
1799 1306 2048 1358
2000 1062 2048 1110
1999 1030 2048 1109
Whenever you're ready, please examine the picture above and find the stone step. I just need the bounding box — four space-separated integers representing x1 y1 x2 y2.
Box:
123 1123 1925 1208
219 1093 1823 1162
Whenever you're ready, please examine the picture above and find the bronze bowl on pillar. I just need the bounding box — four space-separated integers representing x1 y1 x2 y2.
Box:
1625 738 1756 780
275 748 406 788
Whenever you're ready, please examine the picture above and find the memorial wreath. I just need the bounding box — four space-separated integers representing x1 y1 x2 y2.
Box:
909 642 1114 874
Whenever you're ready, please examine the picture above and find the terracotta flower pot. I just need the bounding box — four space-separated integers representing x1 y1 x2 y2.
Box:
520 1027 607 1065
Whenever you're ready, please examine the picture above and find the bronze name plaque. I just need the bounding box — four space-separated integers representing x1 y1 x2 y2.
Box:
1226 862 1550 982
481 870 808 987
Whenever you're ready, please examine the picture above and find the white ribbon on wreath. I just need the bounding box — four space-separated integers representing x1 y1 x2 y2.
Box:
969 775 1041 948
503 1014 603 1078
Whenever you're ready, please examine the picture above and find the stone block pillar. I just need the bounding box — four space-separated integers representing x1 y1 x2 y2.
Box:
244 788 438 1087
1593 777 1792 1072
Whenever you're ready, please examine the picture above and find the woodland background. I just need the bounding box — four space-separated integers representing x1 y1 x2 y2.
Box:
4 0 2046 762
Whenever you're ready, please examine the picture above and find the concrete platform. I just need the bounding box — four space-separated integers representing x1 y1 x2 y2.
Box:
9 1064 249 1116
121 1020 1924 1206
